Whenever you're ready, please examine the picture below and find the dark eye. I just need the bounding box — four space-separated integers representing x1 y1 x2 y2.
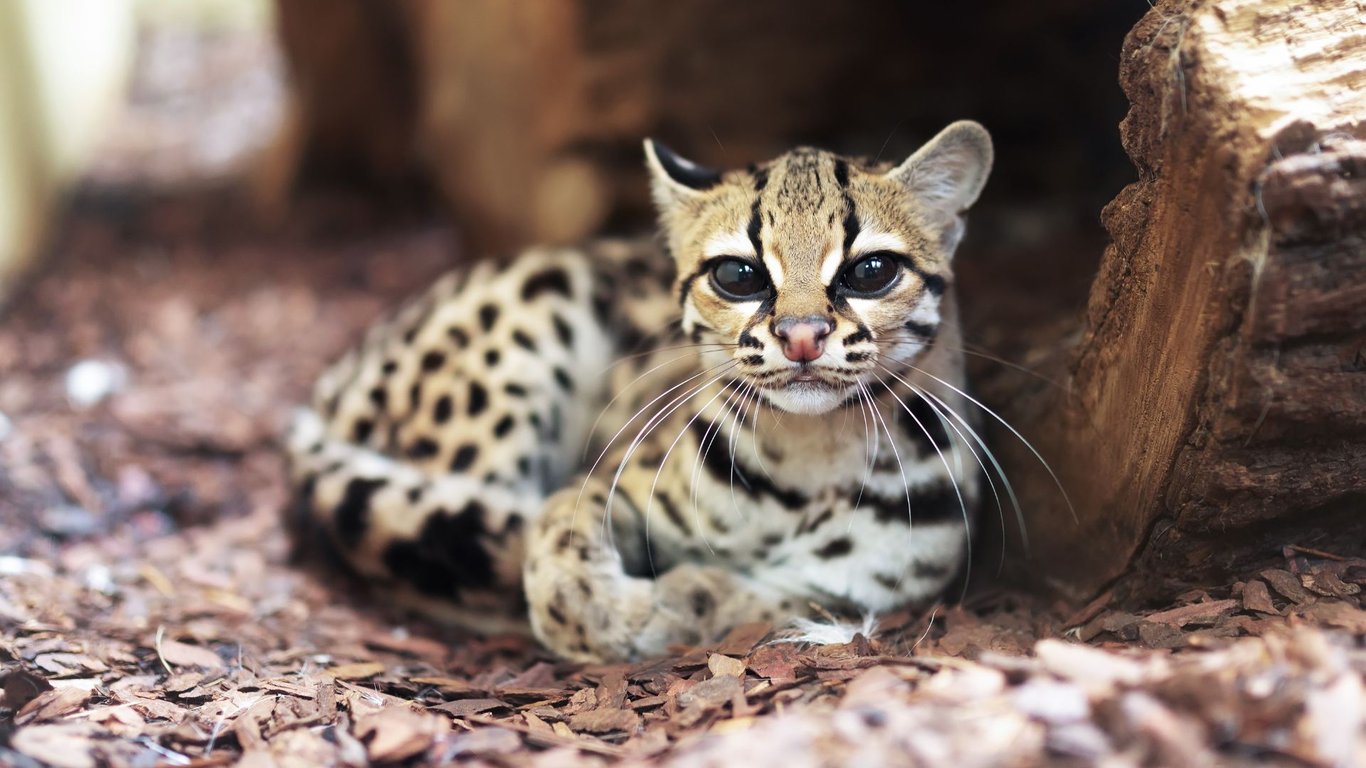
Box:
709 258 770 301
841 253 901 296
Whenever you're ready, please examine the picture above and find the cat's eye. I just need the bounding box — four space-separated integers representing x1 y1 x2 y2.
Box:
841 253 901 296
709 258 771 301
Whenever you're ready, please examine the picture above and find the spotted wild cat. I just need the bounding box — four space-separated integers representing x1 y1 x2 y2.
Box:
286 121 993 661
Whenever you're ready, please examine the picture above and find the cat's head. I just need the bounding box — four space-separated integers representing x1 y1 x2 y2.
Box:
644 121 992 415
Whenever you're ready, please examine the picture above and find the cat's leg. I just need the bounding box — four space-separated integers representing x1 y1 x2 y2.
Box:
524 477 797 662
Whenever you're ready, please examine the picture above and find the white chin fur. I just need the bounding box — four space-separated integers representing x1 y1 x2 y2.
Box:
762 382 851 414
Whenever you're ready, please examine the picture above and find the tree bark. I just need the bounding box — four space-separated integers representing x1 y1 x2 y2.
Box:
1000 0 1366 598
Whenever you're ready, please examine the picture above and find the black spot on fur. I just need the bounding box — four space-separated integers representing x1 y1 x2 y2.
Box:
369 386 387 408
484 349 500 367
554 530 574 551
407 438 439 459
381 360 398 375
746 198 764 257
874 572 899 590
843 328 871 346
493 414 516 438
738 330 763 349
833 158 850 189
511 330 537 352
552 367 574 393
409 382 422 409
447 327 469 347
504 383 528 397
551 313 575 348
903 320 938 339
468 382 488 416
352 418 374 443
479 304 499 332
656 493 689 535
547 604 568 625
842 203 860 255
380 501 495 598
517 457 531 476
433 395 453 424
449 444 479 472
521 267 574 301
797 508 834 536
690 420 807 510
742 354 765 366
421 351 446 372
690 588 715 617
867 482 964 525
900 395 952 456
406 486 423 504
814 537 854 559
752 167 769 192
336 477 387 549
845 351 870 363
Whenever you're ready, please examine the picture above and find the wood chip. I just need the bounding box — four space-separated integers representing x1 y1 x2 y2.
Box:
708 654 747 679
1144 599 1239 627
326 661 386 680
568 708 641 734
158 639 227 670
15 687 92 725
1260 568 1313 604
1241 579 1279 615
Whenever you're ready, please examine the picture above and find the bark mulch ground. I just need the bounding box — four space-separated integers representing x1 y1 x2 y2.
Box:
2 20 1364 768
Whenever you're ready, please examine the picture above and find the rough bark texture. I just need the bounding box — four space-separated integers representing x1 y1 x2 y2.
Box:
1002 0 1366 598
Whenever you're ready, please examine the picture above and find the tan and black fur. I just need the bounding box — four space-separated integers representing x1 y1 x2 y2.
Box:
287 121 994 661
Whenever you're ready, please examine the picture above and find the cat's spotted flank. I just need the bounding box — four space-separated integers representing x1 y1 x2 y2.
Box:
287 121 994 662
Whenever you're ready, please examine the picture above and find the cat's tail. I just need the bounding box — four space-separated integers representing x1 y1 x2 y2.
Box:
285 407 537 633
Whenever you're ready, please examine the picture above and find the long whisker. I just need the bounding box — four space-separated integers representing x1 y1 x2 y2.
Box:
572 359 737 551
727 381 763 523
868 381 972 600
598 362 739 548
903 362 1077 524
899 373 1027 556
645 379 740 563
688 378 751 551
846 380 878 534
876 332 1065 390
878 364 1018 562
583 343 736 459
857 381 917 595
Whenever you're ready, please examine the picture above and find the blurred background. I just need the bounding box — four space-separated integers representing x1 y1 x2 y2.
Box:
0 0 1144 562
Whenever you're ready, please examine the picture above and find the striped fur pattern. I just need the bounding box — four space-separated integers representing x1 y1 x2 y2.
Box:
287 122 994 661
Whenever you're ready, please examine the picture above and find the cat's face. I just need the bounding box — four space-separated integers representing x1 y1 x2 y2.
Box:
646 122 992 415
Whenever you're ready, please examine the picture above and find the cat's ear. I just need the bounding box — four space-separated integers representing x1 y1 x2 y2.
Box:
887 121 993 251
644 139 722 212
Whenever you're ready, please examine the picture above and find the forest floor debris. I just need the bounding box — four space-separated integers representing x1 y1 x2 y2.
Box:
1 182 1364 767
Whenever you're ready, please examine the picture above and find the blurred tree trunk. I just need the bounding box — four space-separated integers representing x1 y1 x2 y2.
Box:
270 0 1134 255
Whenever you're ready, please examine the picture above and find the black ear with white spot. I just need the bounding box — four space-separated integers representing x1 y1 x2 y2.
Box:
644 139 722 211
887 121 994 252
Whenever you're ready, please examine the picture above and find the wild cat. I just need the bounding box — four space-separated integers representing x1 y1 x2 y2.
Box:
287 121 994 661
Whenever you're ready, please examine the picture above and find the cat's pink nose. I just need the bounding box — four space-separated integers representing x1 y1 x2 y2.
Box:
774 316 833 363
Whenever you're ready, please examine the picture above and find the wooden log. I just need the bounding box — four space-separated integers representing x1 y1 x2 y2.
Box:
999 0 1366 598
